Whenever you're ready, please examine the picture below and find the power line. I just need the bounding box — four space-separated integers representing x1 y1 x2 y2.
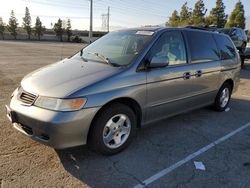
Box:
99 0 168 18
17 0 170 30
24 0 168 19
1 11 97 20
21 0 107 11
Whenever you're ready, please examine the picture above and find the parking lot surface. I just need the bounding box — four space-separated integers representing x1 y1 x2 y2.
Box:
0 41 250 188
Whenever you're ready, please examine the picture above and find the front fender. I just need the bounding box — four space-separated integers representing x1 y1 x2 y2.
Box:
84 83 146 110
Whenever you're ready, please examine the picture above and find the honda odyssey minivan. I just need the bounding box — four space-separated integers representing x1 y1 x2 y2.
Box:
6 27 240 155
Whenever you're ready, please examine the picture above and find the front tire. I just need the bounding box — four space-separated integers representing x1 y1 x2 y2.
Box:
88 103 137 155
213 83 232 112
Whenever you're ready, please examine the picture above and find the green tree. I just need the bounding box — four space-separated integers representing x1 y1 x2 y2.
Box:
7 10 18 39
166 10 180 27
206 0 227 28
0 17 5 39
180 2 192 26
192 0 207 26
54 18 64 42
225 0 245 29
66 19 72 42
34 17 45 40
23 7 32 39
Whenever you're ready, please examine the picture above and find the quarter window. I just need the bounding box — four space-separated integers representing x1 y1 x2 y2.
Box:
148 31 187 66
214 35 237 60
185 31 220 63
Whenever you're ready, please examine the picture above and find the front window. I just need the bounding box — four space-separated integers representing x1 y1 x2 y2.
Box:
147 31 187 66
72 30 153 66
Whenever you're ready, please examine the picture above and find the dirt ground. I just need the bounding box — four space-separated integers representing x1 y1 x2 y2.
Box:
1 41 250 188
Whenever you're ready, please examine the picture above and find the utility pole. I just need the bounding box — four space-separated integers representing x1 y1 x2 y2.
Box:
89 0 93 43
101 7 110 32
107 6 110 32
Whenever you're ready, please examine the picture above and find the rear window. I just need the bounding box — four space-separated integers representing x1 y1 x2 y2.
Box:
214 34 237 60
185 31 220 63
219 29 232 35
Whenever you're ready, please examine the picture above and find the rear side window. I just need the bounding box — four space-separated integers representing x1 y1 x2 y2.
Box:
214 35 237 60
185 31 220 63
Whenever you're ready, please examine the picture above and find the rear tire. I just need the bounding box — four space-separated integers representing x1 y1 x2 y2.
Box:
241 55 245 68
213 83 232 112
88 103 137 155
242 42 247 54
240 43 246 68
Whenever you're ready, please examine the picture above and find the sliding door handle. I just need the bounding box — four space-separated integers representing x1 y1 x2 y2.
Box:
183 72 191 80
195 70 202 77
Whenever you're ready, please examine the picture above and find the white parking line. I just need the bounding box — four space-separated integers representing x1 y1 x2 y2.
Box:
134 121 250 188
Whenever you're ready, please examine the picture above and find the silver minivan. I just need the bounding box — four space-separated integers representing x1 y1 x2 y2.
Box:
6 27 240 155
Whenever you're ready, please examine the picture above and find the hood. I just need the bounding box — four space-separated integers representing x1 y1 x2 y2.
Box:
21 58 120 98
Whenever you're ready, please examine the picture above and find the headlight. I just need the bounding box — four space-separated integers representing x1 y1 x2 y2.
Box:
34 96 87 111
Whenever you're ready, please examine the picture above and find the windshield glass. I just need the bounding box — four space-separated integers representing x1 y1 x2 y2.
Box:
72 30 153 66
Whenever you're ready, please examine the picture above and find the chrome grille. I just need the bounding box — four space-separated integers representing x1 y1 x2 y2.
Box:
18 89 37 105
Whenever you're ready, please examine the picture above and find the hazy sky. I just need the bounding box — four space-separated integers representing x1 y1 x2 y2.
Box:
0 0 249 31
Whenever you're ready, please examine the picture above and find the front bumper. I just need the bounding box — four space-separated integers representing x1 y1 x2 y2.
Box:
6 96 100 149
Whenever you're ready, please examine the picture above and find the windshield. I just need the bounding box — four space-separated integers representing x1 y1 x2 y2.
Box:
72 30 153 66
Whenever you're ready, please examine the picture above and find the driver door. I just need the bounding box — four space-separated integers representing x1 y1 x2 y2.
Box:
146 31 197 122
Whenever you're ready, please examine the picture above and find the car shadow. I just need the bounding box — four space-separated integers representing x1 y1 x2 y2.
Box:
55 97 250 188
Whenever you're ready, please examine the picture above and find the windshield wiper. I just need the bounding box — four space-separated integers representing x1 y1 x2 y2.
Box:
88 51 115 66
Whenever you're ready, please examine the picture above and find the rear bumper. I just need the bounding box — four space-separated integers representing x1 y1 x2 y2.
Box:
7 96 100 149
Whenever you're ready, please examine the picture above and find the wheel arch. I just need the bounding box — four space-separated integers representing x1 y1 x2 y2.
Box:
87 97 142 143
223 79 234 91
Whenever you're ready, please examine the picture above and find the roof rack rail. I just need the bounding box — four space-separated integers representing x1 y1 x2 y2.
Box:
185 25 218 32
185 26 207 30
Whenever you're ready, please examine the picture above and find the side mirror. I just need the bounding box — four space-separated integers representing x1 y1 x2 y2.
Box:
148 56 169 68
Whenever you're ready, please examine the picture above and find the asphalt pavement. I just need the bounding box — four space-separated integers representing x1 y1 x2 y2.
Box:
0 41 250 188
